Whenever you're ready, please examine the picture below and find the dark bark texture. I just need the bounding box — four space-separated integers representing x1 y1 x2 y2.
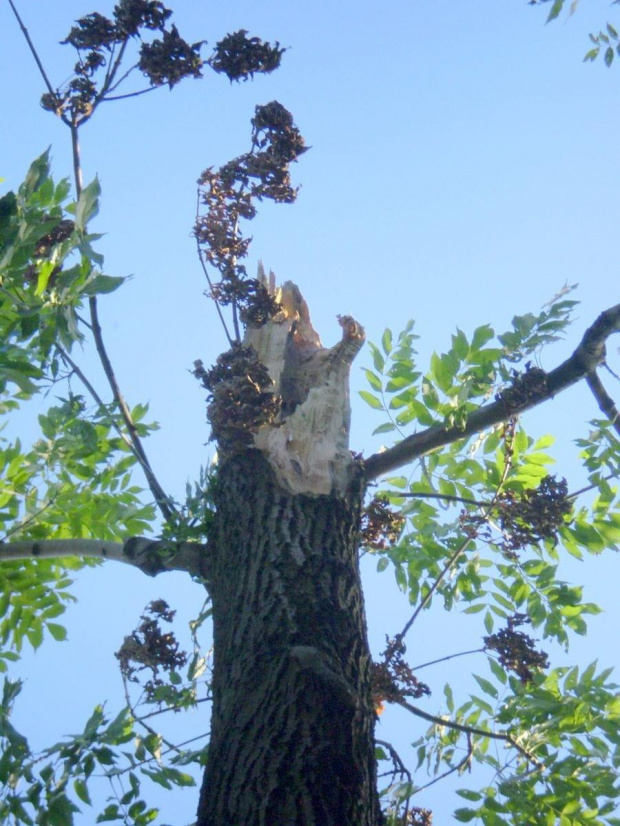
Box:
197 450 381 826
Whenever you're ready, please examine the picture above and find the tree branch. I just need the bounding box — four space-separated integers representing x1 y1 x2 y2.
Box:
396 698 544 770
7 0 56 98
88 297 177 524
0 537 207 577
364 303 620 480
586 369 620 436
57 346 179 519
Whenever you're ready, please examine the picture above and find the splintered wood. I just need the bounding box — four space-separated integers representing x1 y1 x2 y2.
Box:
244 265 365 495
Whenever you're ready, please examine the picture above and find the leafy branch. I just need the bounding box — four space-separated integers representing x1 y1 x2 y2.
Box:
364 303 620 479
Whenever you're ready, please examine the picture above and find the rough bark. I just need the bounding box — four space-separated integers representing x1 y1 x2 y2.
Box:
196 450 381 826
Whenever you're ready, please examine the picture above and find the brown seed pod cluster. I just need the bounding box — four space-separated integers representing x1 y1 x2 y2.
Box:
209 29 284 82
495 474 572 552
496 362 549 410
42 1 204 123
371 637 430 711
484 613 549 684
461 474 572 556
360 495 406 552
195 101 306 329
23 217 75 288
193 344 281 452
115 599 187 700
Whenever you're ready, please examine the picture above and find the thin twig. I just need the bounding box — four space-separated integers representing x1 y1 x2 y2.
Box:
57 346 171 501
104 87 159 103
396 535 473 644
376 738 412 783
397 698 544 770
195 190 234 346
7 0 57 97
392 437 514 648
388 491 492 508
586 369 620 436
87 298 176 523
70 125 83 197
412 647 485 671
568 472 618 501
98 37 129 99
0 492 59 542
411 734 474 795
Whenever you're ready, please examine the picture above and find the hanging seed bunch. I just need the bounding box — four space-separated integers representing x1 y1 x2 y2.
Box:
495 474 572 552
484 613 549 684
41 0 203 123
41 2 284 127
496 362 549 410
208 29 285 82
195 101 307 330
115 599 188 700
193 345 281 452
461 474 571 555
360 495 406 552
371 637 430 711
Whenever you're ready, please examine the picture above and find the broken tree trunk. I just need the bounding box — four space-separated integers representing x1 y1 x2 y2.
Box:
196 276 382 825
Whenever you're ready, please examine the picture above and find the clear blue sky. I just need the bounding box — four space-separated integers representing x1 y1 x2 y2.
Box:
1 1 619 823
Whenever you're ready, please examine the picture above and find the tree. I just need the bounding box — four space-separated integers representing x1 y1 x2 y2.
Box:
1 2 619 825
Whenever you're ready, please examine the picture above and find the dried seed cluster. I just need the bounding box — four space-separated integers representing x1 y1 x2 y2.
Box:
41 0 206 123
208 29 284 82
23 217 76 288
484 613 549 684
496 362 549 410
461 474 572 556
193 344 281 452
115 599 187 699
371 637 430 710
360 496 406 552
195 101 306 329
495 474 572 552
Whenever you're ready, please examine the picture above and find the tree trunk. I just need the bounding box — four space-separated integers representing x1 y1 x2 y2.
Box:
196 449 381 826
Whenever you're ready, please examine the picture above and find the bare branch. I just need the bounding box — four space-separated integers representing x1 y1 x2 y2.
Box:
195 194 234 347
375 738 412 783
88 296 177 523
586 370 620 436
391 450 513 648
70 125 85 195
7 0 57 98
412 647 485 671
57 346 178 517
387 491 491 508
364 303 620 480
396 698 544 770
0 537 207 577
104 86 159 103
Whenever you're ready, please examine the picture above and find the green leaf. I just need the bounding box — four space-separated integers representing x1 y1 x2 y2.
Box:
47 622 67 641
457 789 483 802
74 779 92 806
82 274 125 296
381 328 393 356
358 390 384 410
364 369 383 392
473 674 498 698
463 603 485 614
75 177 101 231
454 808 477 822
372 422 396 436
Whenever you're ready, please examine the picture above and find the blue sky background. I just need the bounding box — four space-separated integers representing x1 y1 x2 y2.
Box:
1 1 619 823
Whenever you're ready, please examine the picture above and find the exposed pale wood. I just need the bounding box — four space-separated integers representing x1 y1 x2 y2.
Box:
245 267 365 496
